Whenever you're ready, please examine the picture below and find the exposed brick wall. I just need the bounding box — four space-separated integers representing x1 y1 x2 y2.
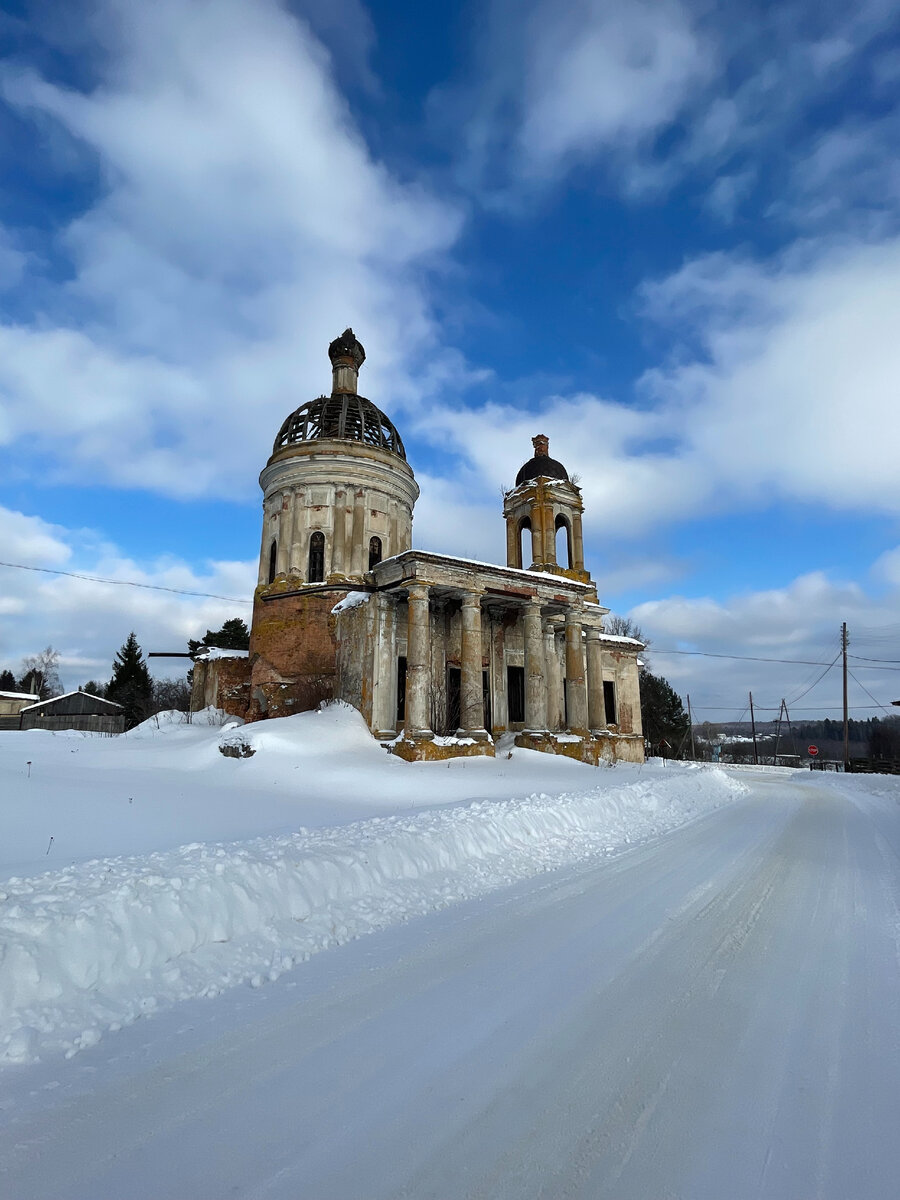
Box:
211 657 252 719
246 586 346 721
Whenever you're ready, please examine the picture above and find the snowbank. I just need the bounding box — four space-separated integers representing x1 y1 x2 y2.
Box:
0 768 746 1066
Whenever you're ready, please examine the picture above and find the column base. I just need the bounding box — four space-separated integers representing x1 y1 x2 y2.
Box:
455 727 491 742
391 734 495 762
514 731 644 766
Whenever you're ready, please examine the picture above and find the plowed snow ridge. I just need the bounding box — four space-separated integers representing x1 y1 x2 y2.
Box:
0 769 745 1065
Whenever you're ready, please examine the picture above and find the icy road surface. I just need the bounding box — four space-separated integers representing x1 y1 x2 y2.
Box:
2 774 899 1199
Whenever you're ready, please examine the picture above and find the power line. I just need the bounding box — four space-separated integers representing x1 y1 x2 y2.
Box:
652 648 834 666
691 704 891 713
652 647 899 670
848 670 893 714
0 560 252 605
786 653 840 706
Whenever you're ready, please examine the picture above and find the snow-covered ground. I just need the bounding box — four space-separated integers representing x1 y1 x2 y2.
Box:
2 705 899 1198
1 704 746 1066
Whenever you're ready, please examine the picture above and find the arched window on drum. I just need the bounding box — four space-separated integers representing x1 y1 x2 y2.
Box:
308 531 325 583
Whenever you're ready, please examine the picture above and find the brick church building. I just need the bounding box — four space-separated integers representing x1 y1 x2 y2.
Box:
192 329 644 764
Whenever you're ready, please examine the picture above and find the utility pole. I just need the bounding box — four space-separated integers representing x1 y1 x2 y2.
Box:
749 692 759 765
784 699 797 761
687 694 696 760
773 699 785 766
842 621 850 772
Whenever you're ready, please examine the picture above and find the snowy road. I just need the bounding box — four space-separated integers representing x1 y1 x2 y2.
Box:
3 775 900 1199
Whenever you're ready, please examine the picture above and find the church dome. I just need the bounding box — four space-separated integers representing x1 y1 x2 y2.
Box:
514 433 569 486
274 392 407 459
272 329 407 461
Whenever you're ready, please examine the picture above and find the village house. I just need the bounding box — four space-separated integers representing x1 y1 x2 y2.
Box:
193 329 644 765
0 690 39 731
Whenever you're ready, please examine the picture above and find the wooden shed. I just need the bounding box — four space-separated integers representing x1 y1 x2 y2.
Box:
0 690 39 731
19 691 127 735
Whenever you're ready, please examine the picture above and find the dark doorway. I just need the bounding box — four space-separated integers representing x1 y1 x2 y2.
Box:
604 680 617 726
507 665 525 723
446 666 461 734
369 536 382 570
396 657 407 725
483 670 491 733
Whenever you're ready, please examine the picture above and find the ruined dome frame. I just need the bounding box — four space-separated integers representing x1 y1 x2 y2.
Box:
274 393 407 460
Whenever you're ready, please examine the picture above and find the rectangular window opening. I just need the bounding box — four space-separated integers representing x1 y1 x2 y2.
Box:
507 665 525 724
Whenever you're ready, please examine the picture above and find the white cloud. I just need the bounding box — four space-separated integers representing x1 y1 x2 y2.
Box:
513 0 709 180
445 0 711 197
0 505 255 689
639 237 900 516
0 0 463 499
449 0 899 207
630 564 900 719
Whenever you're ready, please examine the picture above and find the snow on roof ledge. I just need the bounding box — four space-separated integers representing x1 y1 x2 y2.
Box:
21 690 125 712
194 647 250 660
0 691 39 701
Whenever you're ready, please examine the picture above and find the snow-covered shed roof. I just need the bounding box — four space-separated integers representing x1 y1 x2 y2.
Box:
20 690 125 713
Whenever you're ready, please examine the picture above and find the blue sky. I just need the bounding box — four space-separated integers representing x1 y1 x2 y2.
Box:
1 0 899 723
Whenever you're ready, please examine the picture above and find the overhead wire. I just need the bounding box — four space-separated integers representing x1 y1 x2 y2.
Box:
0 560 252 605
848 670 894 714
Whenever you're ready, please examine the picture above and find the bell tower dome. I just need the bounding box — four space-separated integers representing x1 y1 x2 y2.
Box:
503 434 593 589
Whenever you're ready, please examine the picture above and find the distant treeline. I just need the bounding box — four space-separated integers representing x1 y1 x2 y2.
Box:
698 715 900 763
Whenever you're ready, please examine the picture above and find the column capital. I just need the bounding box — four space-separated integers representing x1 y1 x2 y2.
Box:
585 626 602 641
459 589 484 608
407 582 430 602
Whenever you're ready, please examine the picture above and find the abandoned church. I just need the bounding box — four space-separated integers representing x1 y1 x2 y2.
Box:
192 329 644 764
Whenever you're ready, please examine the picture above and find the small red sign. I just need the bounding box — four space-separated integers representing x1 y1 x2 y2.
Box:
808 745 819 756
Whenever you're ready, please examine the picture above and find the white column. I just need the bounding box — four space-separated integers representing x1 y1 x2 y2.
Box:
586 628 607 731
524 600 546 733
405 584 432 738
544 619 563 732
350 488 366 576
458 592 487 738
275 490 291 575
371 593 397 738
565 607 588 734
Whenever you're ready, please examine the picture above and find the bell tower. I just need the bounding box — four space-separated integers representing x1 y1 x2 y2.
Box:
503 434 593 590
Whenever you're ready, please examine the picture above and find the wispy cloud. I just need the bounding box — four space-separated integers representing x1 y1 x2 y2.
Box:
0 0 464 498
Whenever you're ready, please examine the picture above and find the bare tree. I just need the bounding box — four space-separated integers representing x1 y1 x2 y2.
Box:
603 615 649 647
151 677 192 714
20 646 62 700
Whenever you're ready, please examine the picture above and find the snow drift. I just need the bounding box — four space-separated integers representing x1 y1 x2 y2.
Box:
0 768 745 1066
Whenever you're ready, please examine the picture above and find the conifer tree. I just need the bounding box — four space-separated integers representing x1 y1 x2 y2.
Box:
107 632 153 728
639 667 691 758
0 668 17 692
188 617 250 655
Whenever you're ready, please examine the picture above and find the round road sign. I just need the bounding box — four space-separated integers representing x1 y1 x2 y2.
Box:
808 745 819 756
